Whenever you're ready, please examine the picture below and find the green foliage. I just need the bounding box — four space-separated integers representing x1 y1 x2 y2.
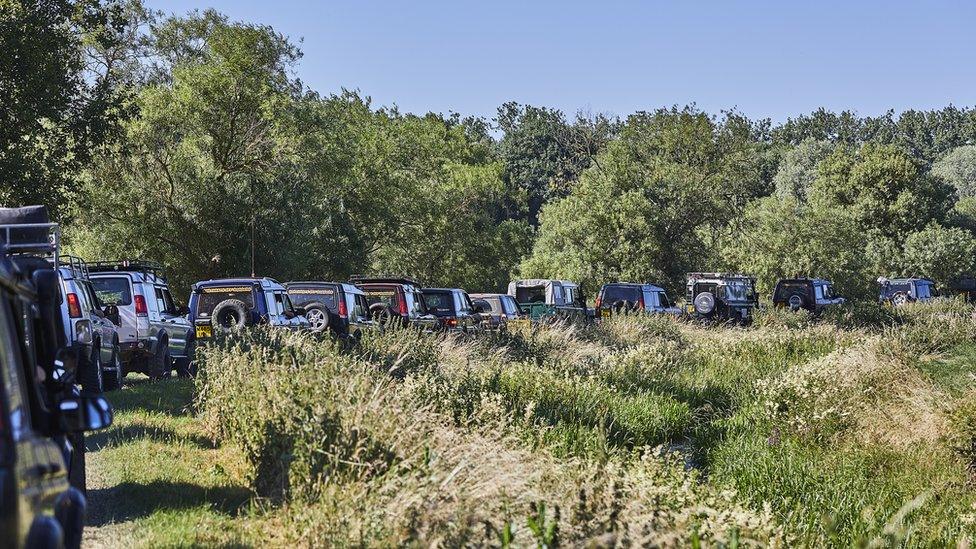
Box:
901 224 976 286
933 145 976 199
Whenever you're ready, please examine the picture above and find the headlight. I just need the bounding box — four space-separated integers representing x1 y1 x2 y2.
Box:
75 320 93 345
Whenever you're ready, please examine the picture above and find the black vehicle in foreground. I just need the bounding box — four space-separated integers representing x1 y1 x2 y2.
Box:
686 272 758 323
772 278 846 314
421 288 484 332
0 223 113 548
350 276 439 331
285 281 374 339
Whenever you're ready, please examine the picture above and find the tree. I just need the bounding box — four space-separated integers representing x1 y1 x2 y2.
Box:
901 224 976 287
772 138 834 202
933 145 976 199
0 0 133 218
520 106 768 293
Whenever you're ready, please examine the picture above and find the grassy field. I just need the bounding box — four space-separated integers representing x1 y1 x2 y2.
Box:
85 302 976 547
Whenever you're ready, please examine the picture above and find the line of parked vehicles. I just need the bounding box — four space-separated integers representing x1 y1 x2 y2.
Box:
0 205 964 548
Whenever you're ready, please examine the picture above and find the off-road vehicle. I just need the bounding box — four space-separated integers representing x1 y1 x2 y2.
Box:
948 276 976 303
469 293 522 331
507 279 589 323
878 277 936 306
685 272 758 323
89 260 194 382
772 278 846 314
0 207 120 395
285 281 374 339
421 288 485 332
189 277 309 341
0 210 114 544
349 276 440 330
595 282 681 319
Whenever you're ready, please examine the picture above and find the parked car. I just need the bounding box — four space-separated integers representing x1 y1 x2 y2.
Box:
772 278 846 314
349 276 439 330
594 282 681 318
686 272 758 323
878 277 937 306
507 279 588 323
948 276 976 303
189 277 309 341
0 207 119 395
285 281 374 339
469 293 522 331
421 288 484 332
89 260 194 381
0 206 114 524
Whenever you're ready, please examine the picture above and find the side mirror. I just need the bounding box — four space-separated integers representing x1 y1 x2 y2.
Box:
58 395 113 432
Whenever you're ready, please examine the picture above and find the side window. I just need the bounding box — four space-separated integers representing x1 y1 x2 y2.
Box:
154 286 167 313
282 293 296 313
161 288 177 313
353 294 368 319
814 285 825 300
659 291 672 308
411 291 426 315
642 288 655 309
272 293 285 315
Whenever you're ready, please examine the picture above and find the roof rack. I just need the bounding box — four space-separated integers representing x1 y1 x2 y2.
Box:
349 274 423 286
87 259 167 281
55 255 89 280
0 223 61 264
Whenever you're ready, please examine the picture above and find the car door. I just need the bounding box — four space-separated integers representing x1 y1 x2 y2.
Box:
80 280 114 365
154 285 190 357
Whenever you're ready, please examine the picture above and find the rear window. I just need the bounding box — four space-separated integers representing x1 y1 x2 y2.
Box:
601 285 641 304
423 290 457 315
92 277 132 306
288 286 339 312
774 282 808 301
515 286 545 304
195 286 256 317
360 285 401 309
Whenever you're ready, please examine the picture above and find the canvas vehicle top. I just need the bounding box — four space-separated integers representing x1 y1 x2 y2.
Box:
189 277 308 339
686 272 757 322
89 260 193 380
595 282 681 317
285 281 373 338
878 277 936 306
772 278 846 313
507 279 588 322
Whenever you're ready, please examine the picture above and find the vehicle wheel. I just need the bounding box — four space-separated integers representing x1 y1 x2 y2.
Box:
370 303 394 326
102 341 123 391
66 432 86 494
693 292 716 316
175 356 193 378
787 293 806 311
78 341 103 394
304 305 331 333
148 342 171 381
211 299 248 333
892 292 910 306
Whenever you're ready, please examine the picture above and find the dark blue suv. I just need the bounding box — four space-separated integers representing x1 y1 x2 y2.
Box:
189 277 309 341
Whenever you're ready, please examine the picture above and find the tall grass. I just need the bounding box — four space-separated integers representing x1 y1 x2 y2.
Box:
192 301 976 546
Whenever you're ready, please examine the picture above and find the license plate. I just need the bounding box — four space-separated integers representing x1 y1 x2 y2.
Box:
601 310 610 318
195 325 213 339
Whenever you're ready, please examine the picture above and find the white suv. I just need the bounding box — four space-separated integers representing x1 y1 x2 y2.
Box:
89 261 194 381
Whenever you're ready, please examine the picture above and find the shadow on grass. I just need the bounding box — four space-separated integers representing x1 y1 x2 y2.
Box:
87 480 253 527
87 421 216 451
103 377 195 416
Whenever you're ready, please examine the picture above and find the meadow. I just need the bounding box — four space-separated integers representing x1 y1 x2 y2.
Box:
87 302 976 547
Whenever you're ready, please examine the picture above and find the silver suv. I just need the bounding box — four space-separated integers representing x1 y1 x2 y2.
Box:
89 261 194 381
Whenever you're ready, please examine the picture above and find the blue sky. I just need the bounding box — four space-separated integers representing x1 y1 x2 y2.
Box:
149 0 976 123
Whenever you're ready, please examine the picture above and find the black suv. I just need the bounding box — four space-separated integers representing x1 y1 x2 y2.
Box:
772 278 846 314
349 276 439 330
0 227 114 547
878 277 937 306
686 272 758 323
421 288 485 332
285 282 374 339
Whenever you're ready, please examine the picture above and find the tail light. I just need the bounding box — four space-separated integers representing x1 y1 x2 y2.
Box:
134 294 148 316
397 293 408 316
338 299 348 318
595 295 602 309
447 318 457 327
638 296 645 310
66 293 82 318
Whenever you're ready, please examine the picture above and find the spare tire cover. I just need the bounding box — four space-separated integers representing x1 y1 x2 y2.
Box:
788 294 805 310
211 299 248 333
693 292 716 315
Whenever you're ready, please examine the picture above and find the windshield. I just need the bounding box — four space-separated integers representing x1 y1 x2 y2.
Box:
602 285 641 304
725 280 753 302
195 286 256 317
501 296 520 315
92 276 132 306
288 287 339 312
423 290 457 316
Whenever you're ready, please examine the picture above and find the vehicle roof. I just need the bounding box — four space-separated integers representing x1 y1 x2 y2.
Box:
422 287 465 293
192 277 284 291
776 278 833 285
285 281 363 294
687 272 754 282
469 293 509 299
602 282 667 292
0 249 35 298
511 278 579 288
349 275 422 286
882 277 934 284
